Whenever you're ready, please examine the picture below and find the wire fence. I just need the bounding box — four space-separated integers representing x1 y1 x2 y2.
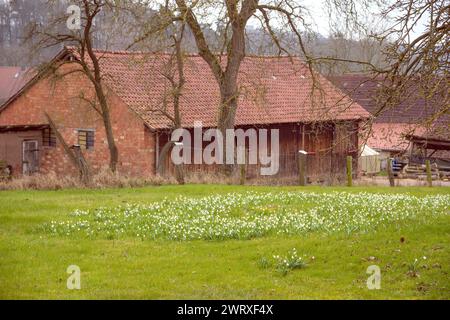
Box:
175 152 353 185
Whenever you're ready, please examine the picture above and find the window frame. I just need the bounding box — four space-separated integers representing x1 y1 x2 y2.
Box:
42 127 56 148
77 129 95 150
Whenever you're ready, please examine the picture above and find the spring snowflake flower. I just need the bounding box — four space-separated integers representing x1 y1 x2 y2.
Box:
42 191 450 241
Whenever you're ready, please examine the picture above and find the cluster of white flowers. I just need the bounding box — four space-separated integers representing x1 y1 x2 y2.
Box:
43 191 450 241
273 248 306 273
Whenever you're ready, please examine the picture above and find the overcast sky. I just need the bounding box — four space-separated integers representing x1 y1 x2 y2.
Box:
246 0 426 39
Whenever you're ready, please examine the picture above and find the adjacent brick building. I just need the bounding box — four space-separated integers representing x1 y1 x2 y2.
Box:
330 74 449 169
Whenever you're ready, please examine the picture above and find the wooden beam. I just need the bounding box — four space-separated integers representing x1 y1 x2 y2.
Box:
302 123 306 150
155 131 160 171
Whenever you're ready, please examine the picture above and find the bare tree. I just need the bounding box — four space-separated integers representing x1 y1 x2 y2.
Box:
175 0 257 150
344 0 449 146
375 0 449 130
156 23 187 184
129 0 378 173
27 0 120 172
126 4 187 183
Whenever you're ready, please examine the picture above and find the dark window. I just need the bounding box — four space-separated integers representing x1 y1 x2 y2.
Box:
42 128 56 147
78 130 95 149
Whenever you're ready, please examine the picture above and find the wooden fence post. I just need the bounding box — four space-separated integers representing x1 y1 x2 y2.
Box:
346 156 353 187
387 158 395 187
238 147 247 185
298 151 307 186
425 160 432 187
239 163 246 185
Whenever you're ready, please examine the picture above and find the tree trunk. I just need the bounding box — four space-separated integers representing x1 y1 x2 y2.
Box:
174 164 185 185
83 8 119 174
101 105 119 173
71 145 91 185
157 141 184 184
218 91 239 175
157 141 174 176
92 81 119 173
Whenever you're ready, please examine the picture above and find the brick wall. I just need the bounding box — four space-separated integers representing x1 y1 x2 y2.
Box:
0 64 156 177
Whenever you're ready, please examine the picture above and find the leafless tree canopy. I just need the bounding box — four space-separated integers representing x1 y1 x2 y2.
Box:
376 0 449 133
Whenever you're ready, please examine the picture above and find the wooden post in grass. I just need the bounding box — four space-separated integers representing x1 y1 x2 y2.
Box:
425 160 432 187
298 150 307 186
239 147 246 185
346 156 353 187
387 158 395 187
239 162 246 185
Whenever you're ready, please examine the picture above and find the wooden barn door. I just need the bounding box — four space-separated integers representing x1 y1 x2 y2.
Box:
22 140 39 175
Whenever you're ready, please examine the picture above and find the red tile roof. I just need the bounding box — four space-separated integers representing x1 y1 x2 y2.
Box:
330 74 449 150
367 123 426 151
329 74 447 124
1 48 370 129
73 49 370 129
0 67 30 104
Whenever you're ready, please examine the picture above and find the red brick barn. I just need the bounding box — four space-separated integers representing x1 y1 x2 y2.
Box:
0 48 369 180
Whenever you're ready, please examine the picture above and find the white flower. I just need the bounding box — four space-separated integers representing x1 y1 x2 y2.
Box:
43 191 450 242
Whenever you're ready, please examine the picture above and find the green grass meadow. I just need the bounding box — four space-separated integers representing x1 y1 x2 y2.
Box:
0 185 449 299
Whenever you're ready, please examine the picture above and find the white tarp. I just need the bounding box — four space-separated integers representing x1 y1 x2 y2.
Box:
360 145 381 174
361 145 380 156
